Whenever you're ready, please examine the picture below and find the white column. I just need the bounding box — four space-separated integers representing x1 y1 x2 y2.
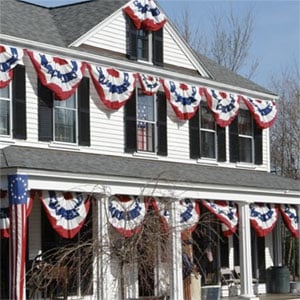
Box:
170 199 184 300
298 205 300 281
273 216 283 266
228 235 234 270
238 202 259 300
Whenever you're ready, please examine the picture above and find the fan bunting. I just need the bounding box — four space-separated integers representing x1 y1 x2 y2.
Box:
151 198 200 232
0 45 23 88
200 87 240 127
201 200 238 236
88 64 136 110
0 43 277 128
240 96 277 129
162 79 202 120
123 0 167 31
138 73 161 95
250 203 278 237
39 191 91 239
279 204 299 238
106 195 147 237
27 50 85 100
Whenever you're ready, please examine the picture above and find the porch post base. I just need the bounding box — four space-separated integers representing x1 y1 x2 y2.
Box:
238 295 259 300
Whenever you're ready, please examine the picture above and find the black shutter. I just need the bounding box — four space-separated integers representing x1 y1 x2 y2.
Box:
254 121 263 165
217 125 226 162
124 92 137 153
38 80 53 141
12 65 26 139
126 17 137 60
78 77 90 146
157 91 167 156
152 28 163 66
189 109 200 159
229 117 239 162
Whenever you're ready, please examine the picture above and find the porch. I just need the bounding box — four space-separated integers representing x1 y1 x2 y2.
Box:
222 294 300 300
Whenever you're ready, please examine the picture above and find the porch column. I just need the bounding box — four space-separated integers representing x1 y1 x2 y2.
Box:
170 199 184 300
8 175 29 300
298 205 300 280
238 202 259 300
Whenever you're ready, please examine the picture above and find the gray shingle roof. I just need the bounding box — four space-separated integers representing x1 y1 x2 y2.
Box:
0 0 275 96
1 145 299 191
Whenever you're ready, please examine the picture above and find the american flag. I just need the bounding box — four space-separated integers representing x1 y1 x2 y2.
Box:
0 190 9 238
137 103 148 151
8 175 28 300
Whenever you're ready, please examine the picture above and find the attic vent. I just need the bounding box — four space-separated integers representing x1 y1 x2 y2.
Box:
18 0 92 8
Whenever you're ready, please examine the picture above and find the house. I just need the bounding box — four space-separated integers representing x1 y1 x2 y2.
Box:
0 0 299 299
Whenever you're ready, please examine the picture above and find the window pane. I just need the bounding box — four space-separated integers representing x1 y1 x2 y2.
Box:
238 110 252 136
201 105 215 130
201 131 216 158
137 30 149 60
239 137 253 163
138 93 154 122
0 86 9 98
55 108 76 143
137 123 155 152
54 95 76 109
0 100 10 135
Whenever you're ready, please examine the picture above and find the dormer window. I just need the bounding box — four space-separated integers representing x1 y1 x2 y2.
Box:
126 18 163 66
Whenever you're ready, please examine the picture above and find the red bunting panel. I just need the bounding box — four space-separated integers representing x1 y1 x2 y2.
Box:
240 96 277 129
0 44 24 88
88 64 136 110
162 79 202 120
106 195 148 237
123 0 167 31
279 204 299 238
250 203 278 237
39 191 91 239
202 200 238 236
27 50 85 100
200 87 240 127
138 73 161 95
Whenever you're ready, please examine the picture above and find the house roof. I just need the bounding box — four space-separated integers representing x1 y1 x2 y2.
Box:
0 0 275 96
1 145 299 193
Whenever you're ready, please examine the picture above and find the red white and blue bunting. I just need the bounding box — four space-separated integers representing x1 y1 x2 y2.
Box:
162 79 202 120
123 0 167 31
241 96 277 129
201 200 238 236
200 87 240 127
250 203 279 237
27 50 85 100
279 204 299 238
152 198 200 232
0 45 24 88
138 73 161 95
88 64 136 110
106 195 147 237
39 191 91 239
0 190 10 238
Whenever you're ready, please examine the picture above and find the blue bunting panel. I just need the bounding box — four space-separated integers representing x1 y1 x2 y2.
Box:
250 203 278 237
152 198 200 232
200 87 240 127
27 50 85 100
123 0 167 31
280 204 299 238
39 191 91 239
106 195 147 237
241 96 277 129
0 44 23 88
201 200 238 236
88 64 136 110
162 79 202 120
138 73 161 95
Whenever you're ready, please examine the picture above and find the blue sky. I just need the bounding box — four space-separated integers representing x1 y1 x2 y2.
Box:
21 0 300 89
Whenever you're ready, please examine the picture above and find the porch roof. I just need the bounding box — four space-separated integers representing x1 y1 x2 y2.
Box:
1 145 299 194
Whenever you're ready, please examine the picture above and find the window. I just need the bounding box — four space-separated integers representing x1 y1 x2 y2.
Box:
38 78 90 146
189 103 226 161
127 18 163 66
0 65 26 139
124 89 167 155
229 109 262 164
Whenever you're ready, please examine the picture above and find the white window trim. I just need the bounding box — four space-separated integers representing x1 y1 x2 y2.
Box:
0 83 12 138
137 30 153 64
